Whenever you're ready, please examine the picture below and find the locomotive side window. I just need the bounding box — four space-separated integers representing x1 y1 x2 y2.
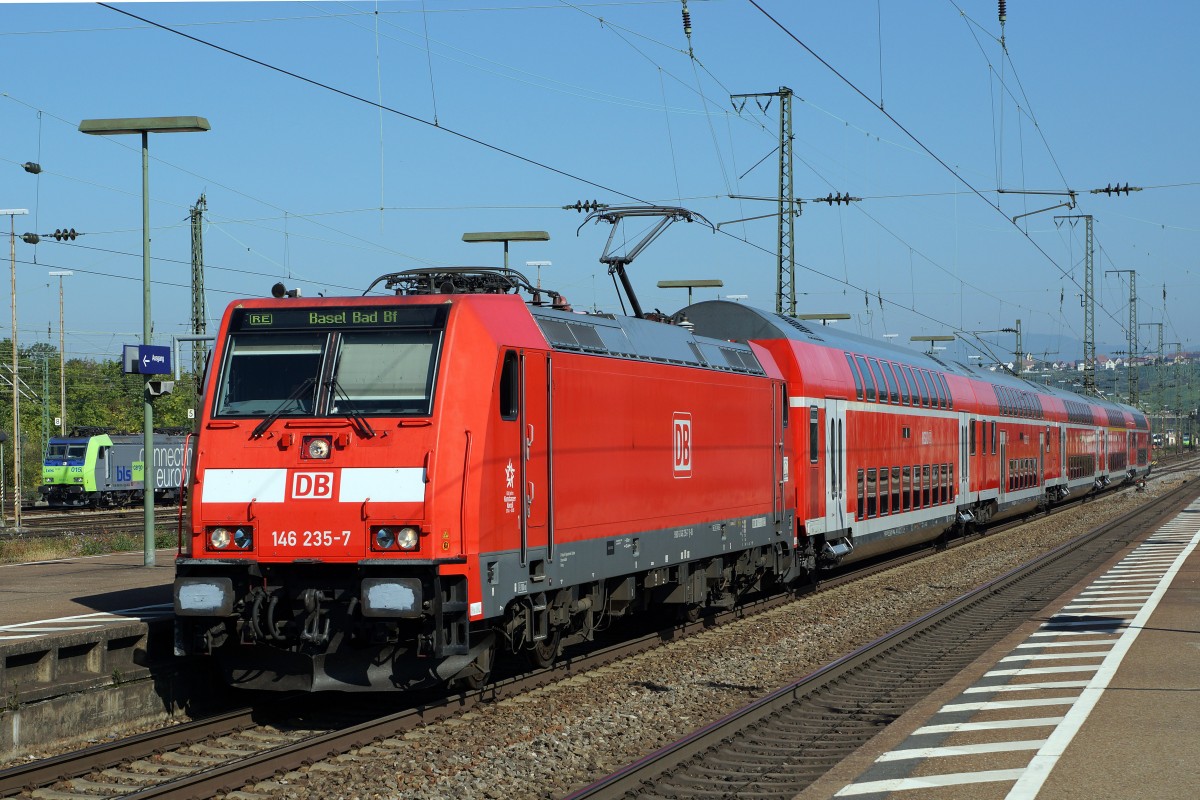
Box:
215 333 324 416
332 331 441 415
499 351 519 421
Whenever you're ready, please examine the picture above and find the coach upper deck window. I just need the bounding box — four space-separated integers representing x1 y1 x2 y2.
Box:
854 355 877 402
845 353 864 400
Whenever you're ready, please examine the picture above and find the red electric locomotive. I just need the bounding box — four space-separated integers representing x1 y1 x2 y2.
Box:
174 267 795 691
682 301 1152 572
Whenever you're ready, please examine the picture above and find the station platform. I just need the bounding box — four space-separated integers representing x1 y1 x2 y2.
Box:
798 497 1200 800
0 548 175 708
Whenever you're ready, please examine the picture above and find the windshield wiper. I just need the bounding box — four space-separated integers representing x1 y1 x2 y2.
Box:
327 378 376 439
250 377 316 439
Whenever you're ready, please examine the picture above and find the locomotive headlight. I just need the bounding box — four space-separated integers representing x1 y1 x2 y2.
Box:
208 526 254 551
209 527 232 549
374 527 396 550
397 526 420 551
372 525 421 551
305 436 332 460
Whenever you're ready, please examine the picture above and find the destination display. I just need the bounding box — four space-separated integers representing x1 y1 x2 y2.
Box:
230 304 446 332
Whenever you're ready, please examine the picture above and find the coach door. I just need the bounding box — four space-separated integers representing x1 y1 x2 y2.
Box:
959 411 970 502
520 352 552 569
998 430 1008 501
825 398 848 534
1039 431 1046 486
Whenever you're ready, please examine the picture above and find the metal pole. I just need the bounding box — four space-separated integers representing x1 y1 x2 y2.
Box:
58 273 67 434
142 131 155 567
8 212 21 530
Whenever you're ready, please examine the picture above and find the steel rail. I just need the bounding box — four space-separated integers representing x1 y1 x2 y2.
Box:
564 474 1199 799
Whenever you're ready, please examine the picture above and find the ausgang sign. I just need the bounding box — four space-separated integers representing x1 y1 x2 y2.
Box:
122 344 173 375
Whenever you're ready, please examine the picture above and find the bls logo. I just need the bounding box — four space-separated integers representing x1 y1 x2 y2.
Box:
116 466 133 483
292 472 334 499
673 413 692 478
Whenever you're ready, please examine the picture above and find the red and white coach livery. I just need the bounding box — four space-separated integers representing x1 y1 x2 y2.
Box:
682 301 1152 573
174 268 795 690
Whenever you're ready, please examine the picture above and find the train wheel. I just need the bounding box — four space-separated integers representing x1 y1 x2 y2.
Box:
529 627 561 669
452 639 496 691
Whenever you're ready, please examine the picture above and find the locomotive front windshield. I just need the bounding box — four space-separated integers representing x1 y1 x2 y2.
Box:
213 305 445 419
46 442 87 462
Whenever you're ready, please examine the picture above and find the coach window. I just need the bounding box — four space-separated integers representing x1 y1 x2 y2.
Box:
938 373 953 409
970 420 977 455
846 353 864 401
916 370 931 408
932 464 940 504
855 355 877 402
902 466 912 510
885 363 902 403
902 367 916 407
866 468 877 517
891 467 901 512
931 372 945 409
922 465 931 507
869 359 890 404
871 359 891 404
809 406 819 463
942 464 951 503
894 364 911 404
857 468 866 519
879 468 889 515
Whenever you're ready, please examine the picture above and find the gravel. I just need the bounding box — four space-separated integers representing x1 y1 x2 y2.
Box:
256 469 1194 800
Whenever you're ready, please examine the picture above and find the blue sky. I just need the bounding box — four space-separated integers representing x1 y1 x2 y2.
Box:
3 1 1198 374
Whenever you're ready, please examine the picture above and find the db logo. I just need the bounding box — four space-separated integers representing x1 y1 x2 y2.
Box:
292 472 334 499
673 413 692 478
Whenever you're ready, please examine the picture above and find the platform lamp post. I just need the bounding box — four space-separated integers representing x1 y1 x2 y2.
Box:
79 116 210 567
657 279 724 307
48 270 72 435
796 312 851 326
462 230 549 271
3 208 28 530
911 334 956 355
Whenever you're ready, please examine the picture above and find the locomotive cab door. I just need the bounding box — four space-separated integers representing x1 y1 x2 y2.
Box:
519 351 552 573
825 398 848 535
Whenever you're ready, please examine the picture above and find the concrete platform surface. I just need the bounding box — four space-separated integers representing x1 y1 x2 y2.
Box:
799 499 1200 799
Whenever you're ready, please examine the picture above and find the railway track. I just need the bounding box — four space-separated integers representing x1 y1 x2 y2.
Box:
0 466 1192 799
564 472 1198 799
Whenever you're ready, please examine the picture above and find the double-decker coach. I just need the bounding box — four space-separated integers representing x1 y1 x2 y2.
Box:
682 301 1151 573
